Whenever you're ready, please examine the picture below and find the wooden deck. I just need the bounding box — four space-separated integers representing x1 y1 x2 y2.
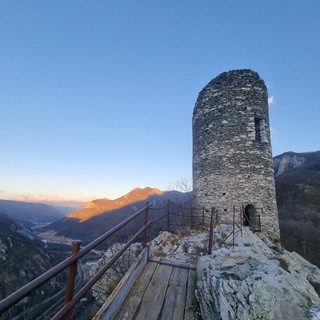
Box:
113 261 200 320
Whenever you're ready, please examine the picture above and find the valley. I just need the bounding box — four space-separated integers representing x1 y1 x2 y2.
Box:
37 230 77 245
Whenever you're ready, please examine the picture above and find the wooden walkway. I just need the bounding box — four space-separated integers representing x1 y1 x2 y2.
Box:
113 261 200 320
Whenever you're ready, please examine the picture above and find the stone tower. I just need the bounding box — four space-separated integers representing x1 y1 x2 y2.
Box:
192 69 280 242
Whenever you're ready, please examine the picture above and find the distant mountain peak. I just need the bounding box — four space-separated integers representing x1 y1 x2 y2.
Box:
124 187 163 198
68 187 164 222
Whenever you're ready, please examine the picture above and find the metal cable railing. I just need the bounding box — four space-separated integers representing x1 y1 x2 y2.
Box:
207 205 263 254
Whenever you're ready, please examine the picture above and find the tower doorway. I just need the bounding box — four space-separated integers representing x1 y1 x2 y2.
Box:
244 204 257 228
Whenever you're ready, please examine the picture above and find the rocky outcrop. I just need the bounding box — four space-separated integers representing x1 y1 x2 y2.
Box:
90 243 143 305
273 151 320 177
273 151 310 176
90 228 208 306
196 224 320 320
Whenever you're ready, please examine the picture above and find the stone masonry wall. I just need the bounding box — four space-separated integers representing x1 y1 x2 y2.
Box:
192 69 280 243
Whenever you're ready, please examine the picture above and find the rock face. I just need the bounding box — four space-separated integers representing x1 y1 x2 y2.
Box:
196 224 320 320
273 151 311 177
192 69 280 243
273 151 320 267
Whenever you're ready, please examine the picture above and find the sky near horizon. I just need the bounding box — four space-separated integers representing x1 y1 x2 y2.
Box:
1 1 319 201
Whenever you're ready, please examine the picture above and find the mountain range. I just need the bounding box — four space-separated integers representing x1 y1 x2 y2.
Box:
274 151 320 219
273 151 320 266
46 151 320 264
68 187 164 222
1 151 319 264
46 187 192 243
0 200 65 226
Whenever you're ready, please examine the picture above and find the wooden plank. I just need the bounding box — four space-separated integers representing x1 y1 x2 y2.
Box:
184 269 199 320
148 258 197 271
159 267 188 320
114 261 158 320
134 264 173 320
93 248 149 320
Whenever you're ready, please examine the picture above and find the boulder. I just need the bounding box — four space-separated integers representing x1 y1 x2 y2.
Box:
196 224 320 320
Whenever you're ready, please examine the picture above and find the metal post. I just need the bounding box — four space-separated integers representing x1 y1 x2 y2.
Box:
63 240 81 320
143 202 149 248
191 207 193 228
202 207 205 225
240 206 243 237
208 208 215 254
232 205 235 249
167 200 170 231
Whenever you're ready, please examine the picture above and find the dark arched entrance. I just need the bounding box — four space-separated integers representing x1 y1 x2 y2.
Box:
244 204 259 230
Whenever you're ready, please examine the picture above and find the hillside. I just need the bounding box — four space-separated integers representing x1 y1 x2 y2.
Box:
0 213 69 319
0 200 65 226
47 187 192 244
67 187 163 221
274 151 320 266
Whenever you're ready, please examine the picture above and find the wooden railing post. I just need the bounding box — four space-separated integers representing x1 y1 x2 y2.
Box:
63 240 81 320
143 202 149 248
208 207 215 254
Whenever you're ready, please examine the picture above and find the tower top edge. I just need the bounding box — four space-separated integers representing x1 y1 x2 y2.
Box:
205 69 265 88
195 69 267 107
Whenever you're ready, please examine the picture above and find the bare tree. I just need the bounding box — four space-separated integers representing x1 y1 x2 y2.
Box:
168 177 192 193
167 177 193 205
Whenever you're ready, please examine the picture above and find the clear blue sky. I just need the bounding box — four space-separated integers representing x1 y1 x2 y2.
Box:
1 1 319 201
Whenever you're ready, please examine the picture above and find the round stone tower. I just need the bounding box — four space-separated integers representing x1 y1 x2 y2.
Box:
192 69 280 243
